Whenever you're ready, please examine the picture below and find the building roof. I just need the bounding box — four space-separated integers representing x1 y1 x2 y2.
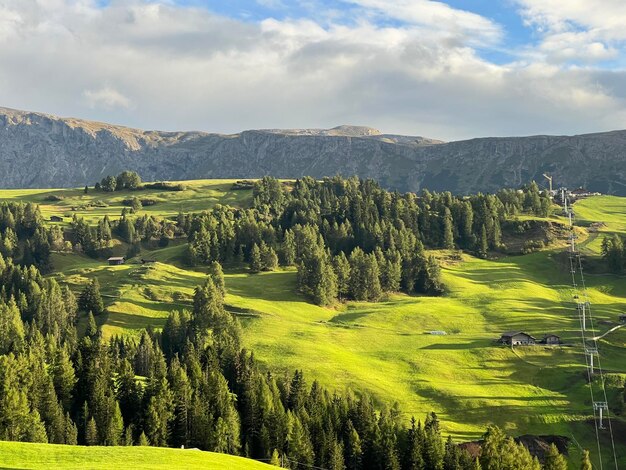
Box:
107 257 125 261
501 331 536 339
543 333 560 338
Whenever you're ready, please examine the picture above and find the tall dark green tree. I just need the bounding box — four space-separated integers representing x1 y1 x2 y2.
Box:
79 279 104 315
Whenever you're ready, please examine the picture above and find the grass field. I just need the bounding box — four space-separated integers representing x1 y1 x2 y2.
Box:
0 179 253 226
2 184 625 467
0 441 272 469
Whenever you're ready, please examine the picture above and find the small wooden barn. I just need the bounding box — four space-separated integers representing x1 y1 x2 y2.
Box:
107 256 125 266
542 334 561 345
50 215 63 222
499 331 536 346
619 314 626 324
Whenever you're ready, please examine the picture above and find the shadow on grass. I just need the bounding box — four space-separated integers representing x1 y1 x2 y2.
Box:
105 310 168 331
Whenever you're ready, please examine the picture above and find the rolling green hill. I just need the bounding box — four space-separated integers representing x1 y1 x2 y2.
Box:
0 441 273 469
1 182 625 467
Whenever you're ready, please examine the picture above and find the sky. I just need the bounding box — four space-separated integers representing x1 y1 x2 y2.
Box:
2 0 626 141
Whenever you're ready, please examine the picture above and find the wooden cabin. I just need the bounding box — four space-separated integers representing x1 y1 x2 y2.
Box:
542 334 561 345
619 314 626 324
50 215 63 222
107 257 125 266
499 331 536 346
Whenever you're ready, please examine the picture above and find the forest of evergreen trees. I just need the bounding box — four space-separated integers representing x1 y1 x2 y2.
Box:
184 177 551 304
0 250 579 469
0 180 584 469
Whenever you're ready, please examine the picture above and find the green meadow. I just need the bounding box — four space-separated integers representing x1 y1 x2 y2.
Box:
1 183 625 466
0 441 273 469
0 179 252 226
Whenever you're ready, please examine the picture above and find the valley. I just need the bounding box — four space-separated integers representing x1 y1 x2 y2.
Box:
1 180 624 467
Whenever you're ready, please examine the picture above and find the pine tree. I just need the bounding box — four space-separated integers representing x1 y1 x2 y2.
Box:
329 440 346 470
250 243 262 273
332 252 351 300
79 279 104 315
0 298 25 354
442 208 454 249
286 413 314 467
85 417 98 445
544 443 567 470
345 421 362 470
270 448 281 466
138 431 149 446
478 224 488 258
53 346 76 410
85 311 98 337
105 401 124 446
64 413 78 445
281 229 296 266
260 242 279 271
209 261 226 297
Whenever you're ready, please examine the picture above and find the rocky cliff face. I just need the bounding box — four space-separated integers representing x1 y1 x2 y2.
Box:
1 106 625 194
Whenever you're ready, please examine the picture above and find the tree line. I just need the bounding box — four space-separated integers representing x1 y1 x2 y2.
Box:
184 177 550 304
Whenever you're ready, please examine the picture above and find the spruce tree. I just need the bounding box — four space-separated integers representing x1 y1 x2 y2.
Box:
544 443 567 470
138 431 149 446
332 252 351 300
478 224 489 258
281 229 296 266
85 312 98 338
270 448 281 466
85 417 98 445
250 243 262 273
79 279 104 315
442 207 454 249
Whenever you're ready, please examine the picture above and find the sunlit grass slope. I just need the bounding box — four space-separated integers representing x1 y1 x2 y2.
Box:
0 179 252 225
0 441 272 469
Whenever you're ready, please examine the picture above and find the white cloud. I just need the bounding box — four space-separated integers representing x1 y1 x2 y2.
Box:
516 0 626 63
0 0 624 140
83 87 132 110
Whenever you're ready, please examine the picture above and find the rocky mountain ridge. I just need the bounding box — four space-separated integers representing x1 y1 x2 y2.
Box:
1 106 625 194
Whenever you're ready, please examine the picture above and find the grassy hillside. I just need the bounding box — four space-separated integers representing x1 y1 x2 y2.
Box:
0 441 272 469
1 183 625 467
0 179 252 226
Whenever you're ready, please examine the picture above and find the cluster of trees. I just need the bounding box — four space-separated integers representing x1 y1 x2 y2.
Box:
184 177 550 305
95 171 142 192
601 235 626 273
0 253 577 469
69 214 180 259
0 202 56 271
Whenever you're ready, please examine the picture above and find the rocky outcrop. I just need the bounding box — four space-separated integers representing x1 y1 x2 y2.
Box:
1 106 626 194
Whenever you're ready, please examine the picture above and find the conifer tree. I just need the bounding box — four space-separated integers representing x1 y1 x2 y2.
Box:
442 207 454 249
332 252 351 300
209 261 226 298
85 417 98 445
478 224 488 258
138 431 149 446
250 243 262 273
281 229 296 266
0 298 24 354
544 443 567 470
79 279 104 315
270 448 281 466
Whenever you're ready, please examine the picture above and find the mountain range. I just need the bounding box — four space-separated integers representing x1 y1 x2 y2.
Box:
2 106 626 194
